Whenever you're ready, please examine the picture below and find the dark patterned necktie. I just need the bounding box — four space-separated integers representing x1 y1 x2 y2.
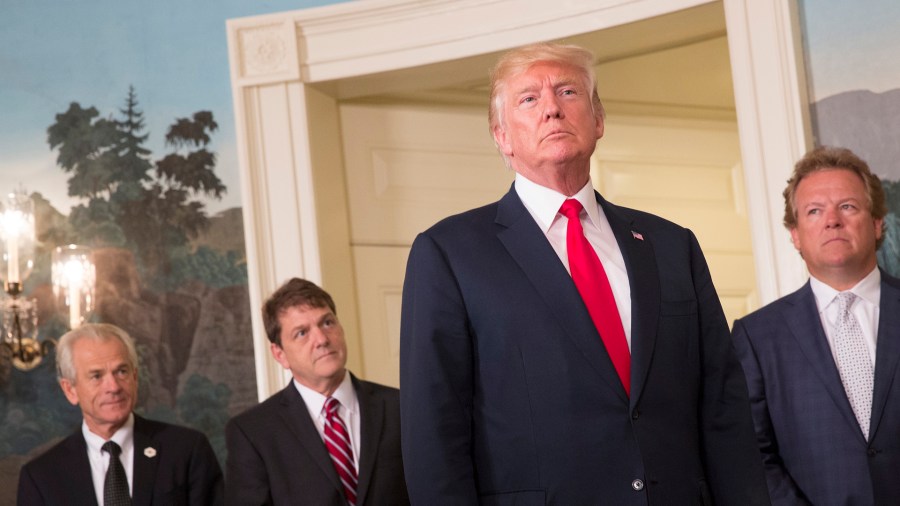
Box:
560 199 631 395
102 441 132 506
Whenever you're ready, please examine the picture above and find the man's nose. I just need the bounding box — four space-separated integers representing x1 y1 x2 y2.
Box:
544 96 563 119
825 207 842 227
311 327 330 346
103 373 123 391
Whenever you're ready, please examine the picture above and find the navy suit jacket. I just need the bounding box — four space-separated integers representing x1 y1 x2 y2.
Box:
17 414 223 506
224 373 409 506
732 271 900 505
400 186 769 505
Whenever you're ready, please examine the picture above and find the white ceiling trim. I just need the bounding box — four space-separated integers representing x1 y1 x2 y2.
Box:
229 0 716 85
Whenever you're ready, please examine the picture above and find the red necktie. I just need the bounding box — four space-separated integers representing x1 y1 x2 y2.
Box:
559 199 631 395
323 397 358 505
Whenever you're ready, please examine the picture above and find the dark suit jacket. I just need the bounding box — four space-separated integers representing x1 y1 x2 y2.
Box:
399 186 769 505
225 373 409 506
17 414 224 506
732 272 900 505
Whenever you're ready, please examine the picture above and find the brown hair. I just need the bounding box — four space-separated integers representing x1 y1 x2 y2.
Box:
262 278 337 346
488 42 604 134
783 146 887 247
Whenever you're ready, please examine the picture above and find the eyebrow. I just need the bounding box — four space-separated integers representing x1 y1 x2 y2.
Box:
289 323 310 335
86 367 103 376
85 364 125 376
801 195 862 209
512 76 581 94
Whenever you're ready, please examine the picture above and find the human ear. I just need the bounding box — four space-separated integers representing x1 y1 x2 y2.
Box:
492 125 513 156
270 342 291 370
60 379 80 406
789 227 802 252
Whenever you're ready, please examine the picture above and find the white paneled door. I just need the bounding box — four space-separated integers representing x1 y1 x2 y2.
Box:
341 104 755 387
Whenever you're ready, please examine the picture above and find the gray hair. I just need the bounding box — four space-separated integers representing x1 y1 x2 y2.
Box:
56 323 139 382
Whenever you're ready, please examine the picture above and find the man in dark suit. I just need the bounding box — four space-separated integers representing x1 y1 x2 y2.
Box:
400 42 769 505
17 323 223 505
732 146 900 505
225 278 409 506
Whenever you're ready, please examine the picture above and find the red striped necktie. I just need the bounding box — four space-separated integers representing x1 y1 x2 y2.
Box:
323 397 358 505
559 199 631 395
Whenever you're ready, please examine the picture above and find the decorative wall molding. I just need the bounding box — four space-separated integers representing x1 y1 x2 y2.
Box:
228 0 714 85
231 20 299 86
723 0 810 302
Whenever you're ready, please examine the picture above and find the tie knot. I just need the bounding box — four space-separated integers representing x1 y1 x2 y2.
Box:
102 441 122 457
836 291 857 312
559 199 583 219
324 397 341 416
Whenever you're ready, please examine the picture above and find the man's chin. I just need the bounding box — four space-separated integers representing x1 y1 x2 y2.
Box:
100 403 133 418
317 363 347 381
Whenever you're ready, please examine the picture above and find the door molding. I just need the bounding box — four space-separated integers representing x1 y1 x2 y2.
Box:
226 0 810 399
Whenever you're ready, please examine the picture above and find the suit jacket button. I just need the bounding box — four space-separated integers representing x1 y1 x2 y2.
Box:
632 479 644 491
631 410 640 420
868 448 878 456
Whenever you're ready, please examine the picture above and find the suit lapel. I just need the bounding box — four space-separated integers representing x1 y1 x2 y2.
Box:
132 415 160 506
783 284 863 437
495 186 628 403
598 195 659 407
353 376 383 506
869 273 900 440
276 383 344 495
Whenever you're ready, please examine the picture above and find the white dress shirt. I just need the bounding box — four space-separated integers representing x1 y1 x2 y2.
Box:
294 372 361 469
810 267 881 366
514 173 633 348
83 413 135 505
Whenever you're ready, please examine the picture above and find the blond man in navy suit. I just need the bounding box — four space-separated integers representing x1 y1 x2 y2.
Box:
400 42 769 505
733 146 900 505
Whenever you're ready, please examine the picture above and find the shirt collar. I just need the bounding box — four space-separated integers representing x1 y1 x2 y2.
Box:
82 412 135 454
810 266 881 312
293 371 358 418
514 173 600 233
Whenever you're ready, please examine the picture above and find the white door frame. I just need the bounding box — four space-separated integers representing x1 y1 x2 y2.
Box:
226 0 810 400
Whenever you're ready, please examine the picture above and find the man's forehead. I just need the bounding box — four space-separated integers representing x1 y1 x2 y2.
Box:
73 339 129 363
82 357 129 371
513 62 582 83
797 169 866 194
280 304 334 321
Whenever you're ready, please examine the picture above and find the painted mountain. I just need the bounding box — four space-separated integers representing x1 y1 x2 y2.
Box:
811 89 900 275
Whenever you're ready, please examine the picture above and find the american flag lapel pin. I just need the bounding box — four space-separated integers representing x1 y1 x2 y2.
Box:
631 231 644 241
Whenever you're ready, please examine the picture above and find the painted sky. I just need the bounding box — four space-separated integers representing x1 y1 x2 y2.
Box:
0 0 348 215
6 0 896 215
800 0 900 101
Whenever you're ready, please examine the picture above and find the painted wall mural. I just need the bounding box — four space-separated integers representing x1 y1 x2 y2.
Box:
799 0 900 275
0 1 347 503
